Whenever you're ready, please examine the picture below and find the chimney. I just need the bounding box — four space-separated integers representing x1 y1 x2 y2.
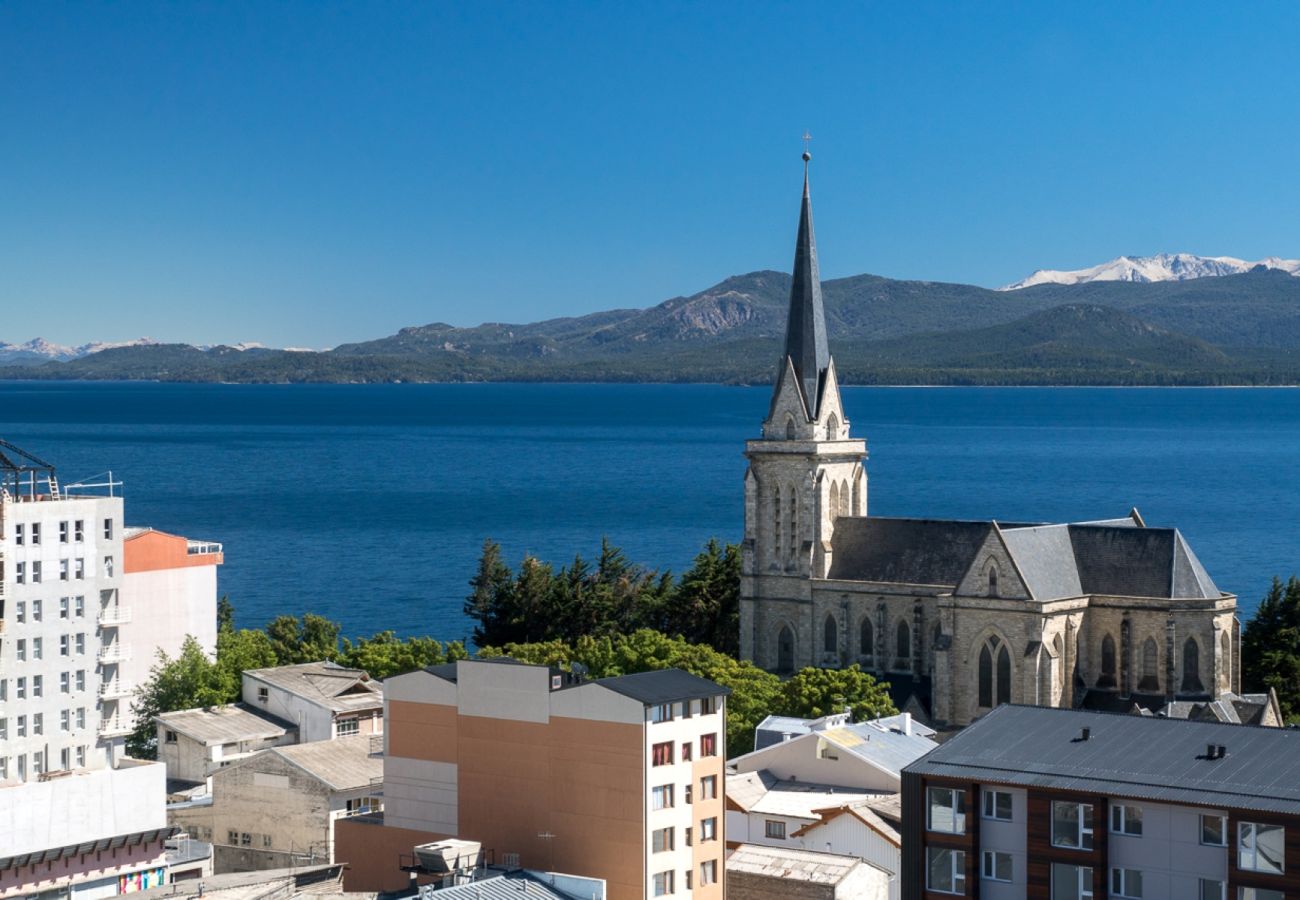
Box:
1218 744 1228 759
1207 742 1216 759
1080 727 1091 741
900 712 913 737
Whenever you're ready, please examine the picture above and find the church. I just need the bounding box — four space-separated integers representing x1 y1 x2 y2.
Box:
738 153 1240 728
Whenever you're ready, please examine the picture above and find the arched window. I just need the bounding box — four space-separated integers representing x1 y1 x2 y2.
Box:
826 412 839 438
786 483 798 561
776 625 794 673
839 480 849 516
851 475 861 515
977 636 1013 710
1182 637 1203 692
1220 631 1231 691
895 620 911 670
785 417 796 440
929 622 942 675
997 645 1012 706
987 565 999 598
978 644 994 708
1098 634 1117 689
859 618 874 664
772 487 782 564
1139 638 1159 692
828 482 840 521
823 614 838 656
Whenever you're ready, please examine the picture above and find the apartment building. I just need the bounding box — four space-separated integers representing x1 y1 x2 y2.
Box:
335 658 729 900
242 661 383 741
901 704 1300 900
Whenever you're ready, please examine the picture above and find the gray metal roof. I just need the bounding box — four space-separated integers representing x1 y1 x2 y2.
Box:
781 154 830 418
256 736 382 792
414 874 579 900
594 668 729 705
244 661 383 713
753 712 936 752
905 705 1300 815
155 703 293 745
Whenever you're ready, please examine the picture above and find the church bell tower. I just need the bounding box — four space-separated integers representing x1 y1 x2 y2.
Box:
739 149 868 671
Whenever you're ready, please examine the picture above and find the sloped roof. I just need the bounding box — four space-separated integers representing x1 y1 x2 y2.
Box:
817 722 939 776
593 668 729 705
828 518 1010 584
999 525 1083 600
155 703 293 745
262 736 381 792
726 844 873 885
419 874 580 900
245 662 382 713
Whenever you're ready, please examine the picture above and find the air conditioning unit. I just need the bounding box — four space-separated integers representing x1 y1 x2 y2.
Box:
412 839 482 874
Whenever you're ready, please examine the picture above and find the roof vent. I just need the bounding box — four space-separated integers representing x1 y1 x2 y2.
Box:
1217 744 1228 759
1080 727 1091 741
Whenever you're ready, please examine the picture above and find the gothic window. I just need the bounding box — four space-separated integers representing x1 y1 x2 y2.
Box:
786 483 798 562
1182 637 1203 693
895 620 911 671
851 475 861 515
828 482 840 521
1220 631 1231 690
826 412 839 438
979 644 994 708
785 417 796 440
1098 634 1117 689
929 622 942 675
1139 638 1159 692
823 614 838 656
776 625 794 673
987 565 999 598
997 644 1011 706
978 636 1013 709
772 487 782 565
859 618 874 664
839 480 849 516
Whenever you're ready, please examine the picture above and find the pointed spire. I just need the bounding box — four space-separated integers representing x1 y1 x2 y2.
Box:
782 145 831 417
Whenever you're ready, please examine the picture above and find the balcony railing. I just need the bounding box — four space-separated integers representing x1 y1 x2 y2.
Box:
97 606 133 626
98 644 131 664
99 717 132 737
99 681 133 700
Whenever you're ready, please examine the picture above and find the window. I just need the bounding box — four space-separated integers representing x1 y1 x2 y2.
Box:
1052 801 1094 850
1051 862 1094 899
263 834 273 848
651 784 674 810
927 786 966 834
700 859 718 885
1099 634 1117 688
59 559 69 581
104 518 113 539
700 696 716 715
33 713 43 735
257 686 269 703
17 716 27 737
240 833 251 847
15 601 24 623
652 827 674 853
17 677 25 699
33 638 42 660
76 708 86 728
982 850 1012 882
700 733 718 757
1112 804 1143 836
59 521 68 543
15 523 23 545
1237 889 1284 900
335 718 360 737
32 560 41 582
15 562 24 584
31 523 41 545
684 784 693 805
652 742 674 766
1201 814 1228 846
860 617 874 663
683 871 691 891
651 703 672 723
1139 637 1160 691
895 619 912 669
60 597 69 618
76 745 85 767
16 640 25 662
33 600 41 621
1239 822 1285 874
60 672 70 693
74 559 84 579
60 635 70 656
227 830 239 845
103 556 114 577
700 775 717 800
74 520 84 542
75 670 85 691
684 827 692 846
681 742 692 762
61 710 70 732
700 817 717 841
652 871 674 897
680 700 692 719
926 847 966 895
764 819 786 839
75 633 85 654
0 718 6 740
75 595 84 616
1182 636 1203 692
983 789 1013 821
1112 867 1143 898
33 751 44 774
823 613 838 655
32 674 42 696
345 797 379 816
165 730 178 744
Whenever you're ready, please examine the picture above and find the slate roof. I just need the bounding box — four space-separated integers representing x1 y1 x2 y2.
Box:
594 668 730 705
905 704 1300 815
155 703 293 745
828 518 1013 585
782 155 831 418
245 662 383 713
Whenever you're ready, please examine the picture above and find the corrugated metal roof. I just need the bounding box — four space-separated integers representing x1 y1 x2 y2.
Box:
905 705 1300 814
415 874 577 900
593 668 729 705
820 721 938 777
156 704 293 745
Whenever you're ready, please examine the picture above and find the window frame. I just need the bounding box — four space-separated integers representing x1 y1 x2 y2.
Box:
981 849 1013 883
926 846 966 895
764 819 786 840
651 784 674 810
983 788 1013 822
927 786 967 834
1238 821 1286 875
1111 866 1143 899
651 741 674 767
1111 804 1143 837
1051 800 1094 851
1200 814 1228 847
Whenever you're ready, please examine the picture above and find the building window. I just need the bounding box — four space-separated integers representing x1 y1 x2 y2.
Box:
17 677 25 699
15 562 24 584
165 730 178 744
263 834 273 848
59 559 69 581
16 640 25 662
681 742 692 762
32 675 42 696
765 820 786 839
700 859 718 885
895 619 912 670
978 638 1013 708
926 847 966 895
1201 814 1227 846
75 633 85 654
983 789 1013 821
33 713 43 735
680 700 692 719
1112 804 1143 836
652 871 674 897
227 830 239 845
60 635 70 656
17 716 27 737
76 670 85 691
61 710 70 732
1052 801 1094 850
257 685 269 703
76 708 86 728
700 733 718 757
1099 633 1117 689
927 786 966 834
75 595 85 617
104 556 114 577
59 521 69 543
15 601 24 623
0 718 6 740
32 561 41 582
700 775 717 800
104 518 113 539
1139 638 1160 692
651 785 674 810
700 696 716 715
652 827 674 853
684 784 693 805
60 672 70 693
335 718 360 737
1237 888 1283 900
700 817 717 841
652 742 674 766
241 833 252 847
823 614 838 655
345 797 379 816
74 558 84 579
859 617 874 664
982 850 1012 882
31 523 41 545
1052 862 1094 899
1182 637 1204 692
651 703 672 723
1112 867 1143 898
74 520 84 542
32 600 42 621
76 746 85 767
15 523 23 545
1239 822 1285 874
60 597 69 618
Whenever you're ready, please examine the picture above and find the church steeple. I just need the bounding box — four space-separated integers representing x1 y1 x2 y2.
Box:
782 149 831 417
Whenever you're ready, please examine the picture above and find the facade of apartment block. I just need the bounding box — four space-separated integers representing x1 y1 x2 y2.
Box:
901 705 1300 900
335 659 729 900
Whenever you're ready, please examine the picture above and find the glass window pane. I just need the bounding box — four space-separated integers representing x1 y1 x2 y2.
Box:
1053 802 1079 847
1257 823 1285 874
1052 863 1082 900
927 848 953 892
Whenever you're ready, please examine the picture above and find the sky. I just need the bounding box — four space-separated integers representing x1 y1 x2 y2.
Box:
3 2 1300 348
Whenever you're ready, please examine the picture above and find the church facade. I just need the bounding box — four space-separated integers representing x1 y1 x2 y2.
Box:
738 156 1239 727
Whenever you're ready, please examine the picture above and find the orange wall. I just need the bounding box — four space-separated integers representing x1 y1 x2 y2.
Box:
124 530 223 573
691 757 726 900
334 818 448 893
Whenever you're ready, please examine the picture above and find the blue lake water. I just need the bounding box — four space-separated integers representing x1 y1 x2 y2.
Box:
0 382 1296 641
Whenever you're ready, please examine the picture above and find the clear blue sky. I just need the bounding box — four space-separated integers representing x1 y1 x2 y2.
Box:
3 2 1299 348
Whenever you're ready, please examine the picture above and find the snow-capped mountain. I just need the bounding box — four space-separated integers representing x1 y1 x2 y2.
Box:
0 337 161 365
1001 253 1300 291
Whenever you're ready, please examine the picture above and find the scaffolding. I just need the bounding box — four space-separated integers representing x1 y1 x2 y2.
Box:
0 438 59 504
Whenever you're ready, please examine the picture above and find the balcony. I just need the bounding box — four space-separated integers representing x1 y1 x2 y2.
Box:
99 717 132 737
187 541 222 556
98 644 131 664
99 681 133 700
97 606 133 626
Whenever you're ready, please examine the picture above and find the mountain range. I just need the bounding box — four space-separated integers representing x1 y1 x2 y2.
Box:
4 256 1300 386
1001 253 1300 290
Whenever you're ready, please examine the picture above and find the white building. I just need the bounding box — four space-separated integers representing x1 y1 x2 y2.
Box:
155 704 298 784
241 662 383 742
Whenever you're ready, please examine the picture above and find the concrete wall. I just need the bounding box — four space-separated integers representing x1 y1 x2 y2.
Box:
242 677 334 742
120 564 218 706
731 733 900 792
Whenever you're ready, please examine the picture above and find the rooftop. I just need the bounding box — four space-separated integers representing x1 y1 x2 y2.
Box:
726 770 900 841
726 844 871 885
905 705 1300 815
412 873 591 900
249 736 381 792
127 864 346 900
245 661 383 713
593 667 730 706
754 711 936 752
739 715 938 778
155 703 293 745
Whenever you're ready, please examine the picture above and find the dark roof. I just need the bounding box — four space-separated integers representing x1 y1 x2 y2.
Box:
1067 525 1219 599
782 155 830 417
828 518 1010 585
905 705 1300 815
595 668 730 706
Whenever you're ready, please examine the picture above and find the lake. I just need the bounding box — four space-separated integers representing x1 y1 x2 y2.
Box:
0 382 1295 641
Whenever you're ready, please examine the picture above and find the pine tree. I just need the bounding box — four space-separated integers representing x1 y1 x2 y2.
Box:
1243 576 1300 720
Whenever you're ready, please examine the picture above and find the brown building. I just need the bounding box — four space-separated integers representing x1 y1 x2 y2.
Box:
900 704 1300 900
335 658 729 900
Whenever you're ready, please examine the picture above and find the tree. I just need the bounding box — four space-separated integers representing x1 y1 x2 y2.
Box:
464 539 519 646
775 665 898 723
128 636 234 759
338 631 469 679
661 539 740 655
265 613 342 665
217 595 235 632
215 627 278 685
1243 576 1300 720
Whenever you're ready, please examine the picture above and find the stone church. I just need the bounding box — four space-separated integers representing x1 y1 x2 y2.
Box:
738 154 1239 727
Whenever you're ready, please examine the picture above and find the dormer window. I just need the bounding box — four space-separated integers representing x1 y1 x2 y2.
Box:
785 418 796 440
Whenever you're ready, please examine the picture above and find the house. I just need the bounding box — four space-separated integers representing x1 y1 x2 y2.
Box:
753 711 937 753
242 662 383 742
726 844 889 900
169 736 383 873
334 659 730 900
901 704 1300 899
155 703 297 785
